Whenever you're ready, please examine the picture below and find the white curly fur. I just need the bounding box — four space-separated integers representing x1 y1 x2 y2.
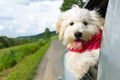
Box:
65 49 99 80
56 5 104 80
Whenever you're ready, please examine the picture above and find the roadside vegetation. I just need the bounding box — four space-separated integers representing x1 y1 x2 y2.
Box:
0 39 50 80
0 28 55 49
5 42 50 80
0 28 55 80
0 39 45 71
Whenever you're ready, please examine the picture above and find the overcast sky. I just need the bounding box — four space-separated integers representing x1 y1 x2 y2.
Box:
0 0 63 38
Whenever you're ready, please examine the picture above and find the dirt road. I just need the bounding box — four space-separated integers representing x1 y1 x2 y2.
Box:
33 40 66 80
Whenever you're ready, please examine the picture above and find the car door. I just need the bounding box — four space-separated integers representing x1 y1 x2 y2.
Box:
97 0 120 80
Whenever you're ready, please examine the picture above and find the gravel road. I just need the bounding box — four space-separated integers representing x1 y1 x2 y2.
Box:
33 40 66 80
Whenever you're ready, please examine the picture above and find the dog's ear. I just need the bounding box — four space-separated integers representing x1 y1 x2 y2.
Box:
56 17 63 33
90 10 104 30
56 17 64 40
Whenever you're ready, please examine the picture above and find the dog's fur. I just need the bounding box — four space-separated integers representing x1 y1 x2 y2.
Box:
56 6 104 80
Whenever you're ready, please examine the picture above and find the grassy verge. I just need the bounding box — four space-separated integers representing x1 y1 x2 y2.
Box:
51 35 58 40
2 42 50 80
0 39 45 55
0 39 45 71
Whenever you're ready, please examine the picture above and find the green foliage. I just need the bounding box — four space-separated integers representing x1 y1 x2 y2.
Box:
0 40 46 71
0 51 16 71
14 38 32 45
0 31 56 49
6 42 50 80
0 36 32 49
0 36 12 48
60 0 85 12
44 28 51 39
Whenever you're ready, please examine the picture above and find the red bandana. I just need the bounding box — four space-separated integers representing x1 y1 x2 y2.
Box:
68 30 102 53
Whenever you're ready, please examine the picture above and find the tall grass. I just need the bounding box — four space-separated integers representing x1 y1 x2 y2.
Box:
6 42 50 80
0 39 46 71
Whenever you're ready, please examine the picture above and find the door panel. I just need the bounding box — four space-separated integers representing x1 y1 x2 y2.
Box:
98 0 120 80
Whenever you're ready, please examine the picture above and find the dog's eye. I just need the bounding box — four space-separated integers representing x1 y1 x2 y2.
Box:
83 21 88 26
70 22 74 26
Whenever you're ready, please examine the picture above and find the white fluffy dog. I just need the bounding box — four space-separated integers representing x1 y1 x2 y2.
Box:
56 6 104 80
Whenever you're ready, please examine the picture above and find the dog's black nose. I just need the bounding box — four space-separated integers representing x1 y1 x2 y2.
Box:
74 32 82 38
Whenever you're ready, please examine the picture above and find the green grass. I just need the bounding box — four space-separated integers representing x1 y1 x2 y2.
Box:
51 35 58 40
0 39 46 71
0 39 45 55
6 42 50 80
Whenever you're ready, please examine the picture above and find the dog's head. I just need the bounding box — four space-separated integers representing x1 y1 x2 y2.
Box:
56 6 104 49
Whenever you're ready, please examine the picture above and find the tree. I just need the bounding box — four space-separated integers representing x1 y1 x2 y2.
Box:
0 36 9 48
44 28 51 39
60 0 85 12
0 36 31 49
